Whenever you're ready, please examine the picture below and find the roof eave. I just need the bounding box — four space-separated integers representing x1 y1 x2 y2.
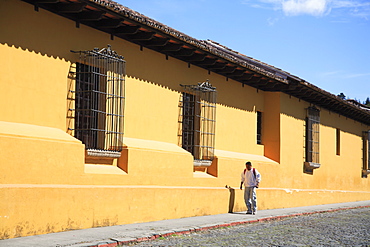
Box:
20 0 370 125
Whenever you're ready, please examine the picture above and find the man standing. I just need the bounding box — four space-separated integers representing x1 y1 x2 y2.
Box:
240 161 261 215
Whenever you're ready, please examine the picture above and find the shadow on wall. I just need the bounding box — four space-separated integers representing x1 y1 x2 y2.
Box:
126 46 257 113
281 94 363 136
126 72 256 113
66 63 76 134
3 0 258 115
225 185 235 213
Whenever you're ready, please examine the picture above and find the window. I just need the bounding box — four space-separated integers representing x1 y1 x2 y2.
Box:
304 106 320 172
180 80 217 165
336 128 341 156
363 131 370 178
71 45 125 157
257 111 262 144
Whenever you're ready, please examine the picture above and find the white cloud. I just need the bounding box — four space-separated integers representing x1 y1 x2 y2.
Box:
244 0 370 19
282 0 330 16
267 17 280 25
331 1 370 19
320 71 370 79
320 71 342 77
345 73 370 79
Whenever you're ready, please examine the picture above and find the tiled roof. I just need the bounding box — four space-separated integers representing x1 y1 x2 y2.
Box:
21 0 370 125
90 0 292 83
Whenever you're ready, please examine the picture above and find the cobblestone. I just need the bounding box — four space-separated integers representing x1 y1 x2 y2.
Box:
132 207 370 246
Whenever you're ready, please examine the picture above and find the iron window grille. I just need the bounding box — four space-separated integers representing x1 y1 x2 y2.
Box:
304 106 320 172
257 111 262 144
362 130 370 177
180 80 217 165
71 45 125 157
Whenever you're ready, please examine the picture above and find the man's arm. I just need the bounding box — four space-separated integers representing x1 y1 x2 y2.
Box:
256 170 261 183
256 170 261 187
240 172 244 190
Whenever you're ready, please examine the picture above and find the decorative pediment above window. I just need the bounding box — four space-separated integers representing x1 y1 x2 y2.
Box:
90 45 125 60
181 80 216 93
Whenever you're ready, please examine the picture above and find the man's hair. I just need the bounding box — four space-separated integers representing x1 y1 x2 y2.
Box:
246 161 252 166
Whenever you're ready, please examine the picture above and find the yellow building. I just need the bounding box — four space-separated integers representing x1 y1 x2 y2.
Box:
1 0 369 239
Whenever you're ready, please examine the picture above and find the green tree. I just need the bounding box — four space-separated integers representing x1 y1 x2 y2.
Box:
364 97 370 106
337 93 346 100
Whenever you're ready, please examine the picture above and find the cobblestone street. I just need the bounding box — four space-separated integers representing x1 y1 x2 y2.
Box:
133 207 370 246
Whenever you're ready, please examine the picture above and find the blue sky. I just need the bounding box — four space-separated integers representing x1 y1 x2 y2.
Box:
116 0 370 102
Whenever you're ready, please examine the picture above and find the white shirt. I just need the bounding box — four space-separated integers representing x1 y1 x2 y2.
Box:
241 168 261 187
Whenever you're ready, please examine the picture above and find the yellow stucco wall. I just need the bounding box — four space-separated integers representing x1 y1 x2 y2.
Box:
0 0 369 239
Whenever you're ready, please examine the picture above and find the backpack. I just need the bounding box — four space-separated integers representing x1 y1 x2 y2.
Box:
244 168 256 179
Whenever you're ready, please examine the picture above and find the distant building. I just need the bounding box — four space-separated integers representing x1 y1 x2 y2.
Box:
1 0 369 239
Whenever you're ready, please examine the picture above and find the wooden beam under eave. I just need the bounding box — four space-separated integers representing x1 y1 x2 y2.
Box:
217 66 237 74
95 19 123 28
144 38 170 47
172 48 195 56
56 3 86 13
127 32 155 40
231 73 254 81
259 80 286 91
72 11 106 21
228 69 247 77
245 77 262 85
112 25 140 34
34 0 59 3
195 58 217 66
160 43 183 52
315 97 331 105
206 62 227 70
185 53 207 62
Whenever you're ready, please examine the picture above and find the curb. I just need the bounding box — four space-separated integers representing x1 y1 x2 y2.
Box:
75 205 370 247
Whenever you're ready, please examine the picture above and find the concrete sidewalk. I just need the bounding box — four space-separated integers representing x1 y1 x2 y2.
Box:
1 201 369 247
